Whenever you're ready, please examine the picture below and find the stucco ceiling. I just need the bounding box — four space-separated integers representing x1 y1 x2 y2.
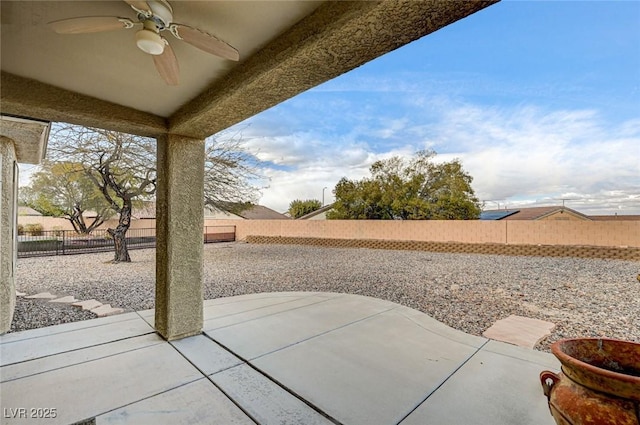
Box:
2 1 324 117
1 1 498 140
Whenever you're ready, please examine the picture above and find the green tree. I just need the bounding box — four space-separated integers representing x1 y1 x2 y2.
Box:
20 161 114 234
327 150 481 220
288 199 322 218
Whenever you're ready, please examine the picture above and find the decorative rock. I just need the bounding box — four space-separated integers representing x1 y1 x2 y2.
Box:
11 244 640 352
72 299 103 311
90 304 124 317
25 292 57 299
49 296 78 304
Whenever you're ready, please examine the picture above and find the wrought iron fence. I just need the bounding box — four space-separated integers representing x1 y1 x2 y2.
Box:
17 225 235 258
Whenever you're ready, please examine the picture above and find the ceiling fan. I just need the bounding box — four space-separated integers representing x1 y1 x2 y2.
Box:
48 0 239 86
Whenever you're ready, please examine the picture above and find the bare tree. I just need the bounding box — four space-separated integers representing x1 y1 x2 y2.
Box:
45 124 264 262
48 125 156 262
204 132 263 212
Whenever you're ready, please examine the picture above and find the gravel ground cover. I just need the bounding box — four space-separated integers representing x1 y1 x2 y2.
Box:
11 242 640 352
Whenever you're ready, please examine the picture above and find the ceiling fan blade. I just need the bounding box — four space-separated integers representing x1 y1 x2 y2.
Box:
49 17 134 34
124 0 152 15
170 24 239 61
153 41 179 86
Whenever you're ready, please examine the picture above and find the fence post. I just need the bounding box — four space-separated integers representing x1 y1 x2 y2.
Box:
62 230 66 255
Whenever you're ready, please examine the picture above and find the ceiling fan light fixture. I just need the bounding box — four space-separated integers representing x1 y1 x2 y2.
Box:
136 28 164 55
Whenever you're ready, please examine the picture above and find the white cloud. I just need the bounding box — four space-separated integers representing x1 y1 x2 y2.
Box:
425 103 640 214
246 100 640 215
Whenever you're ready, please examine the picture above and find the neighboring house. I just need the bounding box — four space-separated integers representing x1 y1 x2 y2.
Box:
0 115 50 333
234 205 290 220
204 208 243 220
205 204 289 220
132 202 229 220
17 206 43 216
480 206 592 221
297 203 334 220
128 202 289 221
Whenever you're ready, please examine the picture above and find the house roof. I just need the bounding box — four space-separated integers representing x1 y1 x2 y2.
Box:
17 206 42 216
481 206 592 221
236 205 290 220
589 215 640 221
1 1 497 141
297 204 334 220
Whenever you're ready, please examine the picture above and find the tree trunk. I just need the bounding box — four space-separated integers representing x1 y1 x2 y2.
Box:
108 199 132 262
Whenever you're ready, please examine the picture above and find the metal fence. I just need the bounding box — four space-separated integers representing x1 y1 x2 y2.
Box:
17 225 235 258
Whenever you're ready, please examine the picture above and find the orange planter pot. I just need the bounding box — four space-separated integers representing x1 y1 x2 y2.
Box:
540 338 640 425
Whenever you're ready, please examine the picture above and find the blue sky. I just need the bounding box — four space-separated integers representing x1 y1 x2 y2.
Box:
227 0 640 215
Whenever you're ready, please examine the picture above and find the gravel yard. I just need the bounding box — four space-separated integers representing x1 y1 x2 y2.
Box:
11 242 640 352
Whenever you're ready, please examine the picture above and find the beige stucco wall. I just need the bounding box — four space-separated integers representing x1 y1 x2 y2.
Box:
213 219 640 248
18 216 640 248
0 138 17 334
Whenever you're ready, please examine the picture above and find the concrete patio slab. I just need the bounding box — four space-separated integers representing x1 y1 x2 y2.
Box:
138 293 331 328
206 294 397 359
483 315 556 349
251 308 485 425
72 299 103 311
0 315 154 365
203 294 335 331
394 305 488 347
202 292 337 323
1 344 203 425
24 292 57 299
1 292 559 425
401 340 559 425
48 296 78 304
212 364 334 425
0 312 142 344
95 378 253 425
170 334 242 376
91 304 124 317
1 334 163 383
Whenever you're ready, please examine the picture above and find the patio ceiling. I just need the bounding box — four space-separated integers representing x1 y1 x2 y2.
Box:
1 0 498 140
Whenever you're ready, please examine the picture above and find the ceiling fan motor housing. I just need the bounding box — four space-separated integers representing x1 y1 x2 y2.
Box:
147 0 173 28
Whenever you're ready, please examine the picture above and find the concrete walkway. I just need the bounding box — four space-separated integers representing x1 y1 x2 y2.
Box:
0 292 559 424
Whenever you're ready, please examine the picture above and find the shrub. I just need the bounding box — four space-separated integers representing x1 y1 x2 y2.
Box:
18 224 24 235
24 223 44 236
52 226 64 237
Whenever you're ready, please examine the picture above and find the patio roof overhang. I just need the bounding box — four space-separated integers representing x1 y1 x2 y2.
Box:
1 0 501 340
1 0 498 140
0 115 50 165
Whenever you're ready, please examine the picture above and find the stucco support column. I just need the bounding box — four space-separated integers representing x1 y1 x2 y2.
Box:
155 134 204 340
0 138 17 334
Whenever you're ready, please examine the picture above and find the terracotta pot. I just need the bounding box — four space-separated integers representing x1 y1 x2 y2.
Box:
540 338 640 425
